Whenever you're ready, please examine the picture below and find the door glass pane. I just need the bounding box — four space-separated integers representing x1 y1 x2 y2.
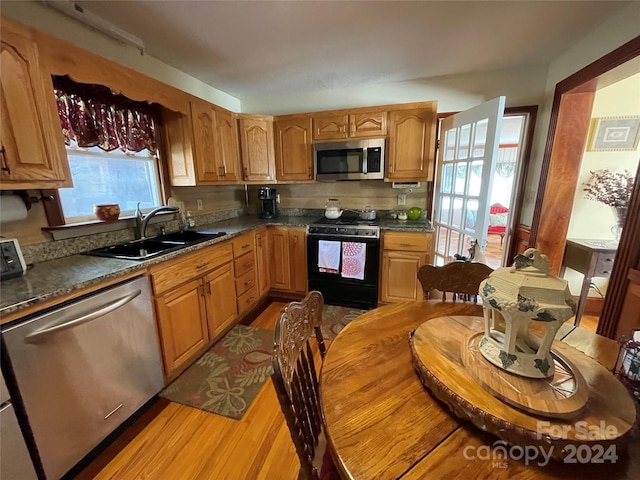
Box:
448 230 461 258
444 128 456 161
436 226 447 255
465 199 479 231
439 196 451 223
454 163 467 194
468 161 483 196
472 119 488 157
441 163 453 193
458 124 471 159
451 197 464 228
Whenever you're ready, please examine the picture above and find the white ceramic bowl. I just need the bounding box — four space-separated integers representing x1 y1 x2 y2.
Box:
325 208 343 219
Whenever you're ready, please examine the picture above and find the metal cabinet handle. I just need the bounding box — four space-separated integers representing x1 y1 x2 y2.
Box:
196 262 210 269
1 146 10 175
25 290 142 342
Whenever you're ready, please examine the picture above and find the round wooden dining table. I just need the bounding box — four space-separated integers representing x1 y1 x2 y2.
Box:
319 301 640 480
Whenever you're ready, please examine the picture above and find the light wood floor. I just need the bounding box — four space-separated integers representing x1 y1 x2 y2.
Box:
76 301 301 480
75 298 600 480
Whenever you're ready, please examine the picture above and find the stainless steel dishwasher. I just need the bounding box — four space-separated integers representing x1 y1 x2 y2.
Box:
2 275 164 480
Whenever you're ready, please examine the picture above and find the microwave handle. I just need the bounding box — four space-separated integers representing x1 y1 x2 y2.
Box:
363 149 368 174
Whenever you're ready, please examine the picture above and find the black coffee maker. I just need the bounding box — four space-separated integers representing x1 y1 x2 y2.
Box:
258 186 278 219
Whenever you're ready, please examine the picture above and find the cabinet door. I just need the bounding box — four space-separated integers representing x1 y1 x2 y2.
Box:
214 108 240 183
275 116 313 181
289 227 307 294
380 250 427 303
155 279 209 375
163 109 196 186
203 262 238 339
191 100 221 183
238 115 275 182
349 112 387 138
312 113 348 141
255 228 270 297
268 227 291 290
387 108 436 181
0 27 69 187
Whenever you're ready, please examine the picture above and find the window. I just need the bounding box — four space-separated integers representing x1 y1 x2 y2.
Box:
52 75 164 224
60 143 162 223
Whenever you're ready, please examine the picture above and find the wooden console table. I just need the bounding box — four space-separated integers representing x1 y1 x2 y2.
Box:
561 239 618 327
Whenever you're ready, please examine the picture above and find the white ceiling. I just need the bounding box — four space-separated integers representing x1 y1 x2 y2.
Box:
68 1 630 101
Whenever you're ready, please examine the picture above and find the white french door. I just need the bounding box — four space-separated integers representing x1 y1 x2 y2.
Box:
433 97 505 266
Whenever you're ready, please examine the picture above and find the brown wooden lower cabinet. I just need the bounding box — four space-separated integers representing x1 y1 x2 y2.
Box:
155 279 209 375
268 226 307 294
151 243 237 378
379 231 433 303
255 228 270 297
269 227 292 290
288 227 307 294
203 262 238 339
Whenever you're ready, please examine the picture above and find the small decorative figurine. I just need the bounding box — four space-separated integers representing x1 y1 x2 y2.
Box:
478 248 577 378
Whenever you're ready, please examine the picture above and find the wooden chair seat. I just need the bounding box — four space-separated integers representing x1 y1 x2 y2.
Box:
417 261 494 302
271 291 339 480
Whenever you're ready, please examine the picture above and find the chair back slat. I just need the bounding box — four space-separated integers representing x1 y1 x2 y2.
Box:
418 261 494 302
271 291 326 480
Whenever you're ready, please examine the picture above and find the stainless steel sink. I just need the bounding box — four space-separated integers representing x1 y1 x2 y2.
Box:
85 230 227 260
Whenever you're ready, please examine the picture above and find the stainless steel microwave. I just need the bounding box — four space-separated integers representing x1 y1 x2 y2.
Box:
314 138 385 181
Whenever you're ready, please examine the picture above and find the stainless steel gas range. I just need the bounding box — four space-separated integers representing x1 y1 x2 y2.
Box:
306 216 379 309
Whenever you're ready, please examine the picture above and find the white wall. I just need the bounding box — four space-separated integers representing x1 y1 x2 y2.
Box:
519 1 640 225
1 1 241 112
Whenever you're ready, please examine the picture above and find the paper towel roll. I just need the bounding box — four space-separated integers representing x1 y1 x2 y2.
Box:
0 194 28 223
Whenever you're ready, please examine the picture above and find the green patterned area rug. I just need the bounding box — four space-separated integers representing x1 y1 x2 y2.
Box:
160 325 274 420
321 304 368 340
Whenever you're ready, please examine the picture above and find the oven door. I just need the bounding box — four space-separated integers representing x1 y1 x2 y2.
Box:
307 234 379 309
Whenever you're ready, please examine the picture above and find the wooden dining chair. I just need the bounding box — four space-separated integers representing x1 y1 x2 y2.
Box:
271 291 339 480
417 261 494 302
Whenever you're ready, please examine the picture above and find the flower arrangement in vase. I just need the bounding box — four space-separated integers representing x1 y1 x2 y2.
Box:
583 169 634 239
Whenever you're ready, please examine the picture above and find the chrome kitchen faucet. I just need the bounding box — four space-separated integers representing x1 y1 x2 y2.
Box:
134 203 179 239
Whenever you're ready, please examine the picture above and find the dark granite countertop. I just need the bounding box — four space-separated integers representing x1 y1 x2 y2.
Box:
0 215 432 320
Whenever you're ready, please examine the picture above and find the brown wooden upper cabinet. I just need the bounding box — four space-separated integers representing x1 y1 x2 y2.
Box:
386 106 437 181
190 100 240 184
237 114 276 183
312 111 387 141
0 19 71 189
274 115 313 181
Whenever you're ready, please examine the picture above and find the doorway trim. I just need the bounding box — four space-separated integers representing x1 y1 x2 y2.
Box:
529 35 640 338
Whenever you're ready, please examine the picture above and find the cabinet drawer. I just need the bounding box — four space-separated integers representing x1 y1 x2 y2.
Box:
232 233 254 257
594 252 616 277
235 269 257 296
150 243 233 295
383 232 431 252
237 285 258 315
234 250 256 277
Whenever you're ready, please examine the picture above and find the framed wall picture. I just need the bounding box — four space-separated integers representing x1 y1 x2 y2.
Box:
587 116 640 152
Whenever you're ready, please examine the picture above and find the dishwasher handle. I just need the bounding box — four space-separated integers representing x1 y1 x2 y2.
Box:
24 289 142 343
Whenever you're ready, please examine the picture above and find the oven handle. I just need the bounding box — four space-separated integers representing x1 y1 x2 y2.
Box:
307 234 380 242
24 290 142 343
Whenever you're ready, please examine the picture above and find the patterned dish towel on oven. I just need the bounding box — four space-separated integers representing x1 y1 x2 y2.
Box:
318 240 340 274
341 242 366 280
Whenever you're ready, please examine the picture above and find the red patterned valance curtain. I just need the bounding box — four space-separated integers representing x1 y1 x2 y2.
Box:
53 76 157 154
